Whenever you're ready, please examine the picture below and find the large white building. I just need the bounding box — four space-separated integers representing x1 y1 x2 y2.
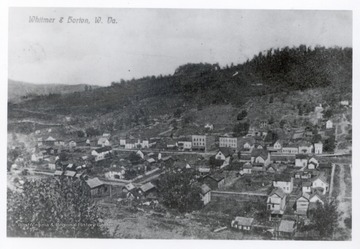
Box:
219 137 239 151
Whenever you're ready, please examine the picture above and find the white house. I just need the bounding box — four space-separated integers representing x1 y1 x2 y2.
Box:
134 139 149 149
91 147 112 161
302 181 312 193
273 175 294 194
120 138 126 146
125 142 135 149
105 169 125 180
219 137 239 150
136 150 145 159
273 140 283 150
267 188 287 215
250 149 270 167
98 137 111 147
340 100 350 106
178 141 192 151
295 154 308 168
308 157 319 169
231 217 254 231
215 148 232 161
204 123 214 130
243 162 252 174
326 120 333 129
296 193 310 215
312 174 329 194
298 142 313 154
282 147 299 154
309 193 325 205
31 153 43 162
314 142 323 154
200 184 211 205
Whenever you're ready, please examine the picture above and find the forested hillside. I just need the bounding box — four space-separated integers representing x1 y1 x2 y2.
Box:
8 80 99 102
9 45 352 125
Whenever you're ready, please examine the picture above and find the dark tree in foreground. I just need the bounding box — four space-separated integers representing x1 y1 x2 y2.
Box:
7 178 108 238
158 170 203 213
311 201 338 239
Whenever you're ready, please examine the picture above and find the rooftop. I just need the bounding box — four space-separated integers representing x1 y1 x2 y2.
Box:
201 184 211 195
251 149 269 159
278 220 296 233
233 217 254 226
140 182 156 193
269 187 286 199
86 177 104 189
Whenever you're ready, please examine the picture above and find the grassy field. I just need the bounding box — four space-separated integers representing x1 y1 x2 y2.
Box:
332 165 341 198
99 200 265 240
343 165 352 197
224 173 273 193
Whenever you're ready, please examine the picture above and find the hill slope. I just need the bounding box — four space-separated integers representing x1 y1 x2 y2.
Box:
8 80 99 102
8 45 352 133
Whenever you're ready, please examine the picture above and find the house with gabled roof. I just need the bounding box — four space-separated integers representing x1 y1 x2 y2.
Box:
178 140 192 151
136 150 145 159
250 149 270 167
85 177 109 197
173 161 191 171
243 162 252 174
267 188 287 217
241 137 255 151
302 181 312 193
273 140 283 151
266 164 278 173
311 172 329 194
231 217 254 231
295 154 308 168
296 192 310 216
91 146 112 161
314 142 323 154
44 136 57 146
139 182 157 197
308 157 319 169
309 191 325 206
298 141 313 154
215 147 233 161
273 174 294 194
326 120 333 129
97 137 111 147
200 184 211 205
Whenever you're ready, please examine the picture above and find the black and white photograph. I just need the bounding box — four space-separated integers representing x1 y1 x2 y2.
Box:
2 2 359 246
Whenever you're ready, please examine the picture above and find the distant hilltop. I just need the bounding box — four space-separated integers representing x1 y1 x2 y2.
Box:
8 79 100 103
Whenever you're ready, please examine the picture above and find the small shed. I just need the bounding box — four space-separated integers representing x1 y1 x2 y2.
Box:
231 217 254 231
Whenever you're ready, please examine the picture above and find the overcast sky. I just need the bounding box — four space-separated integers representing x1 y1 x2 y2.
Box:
8 8 352 86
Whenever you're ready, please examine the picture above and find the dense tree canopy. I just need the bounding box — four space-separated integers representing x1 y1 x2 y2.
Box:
10 46 352 119
158 170 203 213
7 178 108 238
311 201 338 239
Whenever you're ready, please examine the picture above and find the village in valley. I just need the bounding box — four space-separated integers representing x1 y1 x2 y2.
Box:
6 7 353 241
7 93 352 240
